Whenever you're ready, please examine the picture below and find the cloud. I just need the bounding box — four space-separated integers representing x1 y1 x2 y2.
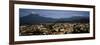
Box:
20 9 89 18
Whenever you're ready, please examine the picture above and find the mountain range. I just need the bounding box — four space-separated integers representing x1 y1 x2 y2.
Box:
20 13 89 25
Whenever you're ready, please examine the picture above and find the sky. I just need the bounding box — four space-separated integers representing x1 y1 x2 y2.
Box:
19 8 89 19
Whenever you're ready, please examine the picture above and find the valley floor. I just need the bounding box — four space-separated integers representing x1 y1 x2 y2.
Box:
19 23 89 36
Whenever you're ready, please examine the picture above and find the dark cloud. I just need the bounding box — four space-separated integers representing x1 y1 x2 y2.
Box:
19 9 89 19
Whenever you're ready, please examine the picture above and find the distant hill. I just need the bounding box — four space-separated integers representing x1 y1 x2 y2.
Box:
20 13 89 25
56 16 89 23
20 13 57 25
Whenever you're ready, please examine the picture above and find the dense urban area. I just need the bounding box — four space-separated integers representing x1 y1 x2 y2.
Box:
19 23 89 36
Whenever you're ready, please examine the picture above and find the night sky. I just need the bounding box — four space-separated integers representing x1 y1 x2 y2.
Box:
19 8 89 19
